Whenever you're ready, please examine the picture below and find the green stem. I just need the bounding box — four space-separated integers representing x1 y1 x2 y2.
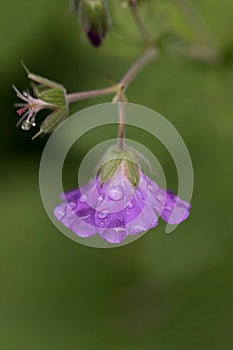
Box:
66 1 221 105
66 86 117 103
66 47 157 104
117 101 126 150
119 47 157 91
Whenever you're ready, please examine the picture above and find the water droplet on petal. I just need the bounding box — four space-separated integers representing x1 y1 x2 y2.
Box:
99 221 105 228
68 201 76 209
148 185 154 191
156 192 164 203
127 202 134 209
165 205 172 211
97 211 109 219
54 205 66 220
134 225 146 232
98 193 105 202
79 195 87 203
21 120 31 130
115 226 126 233
141 192 147 201
109 185 124 201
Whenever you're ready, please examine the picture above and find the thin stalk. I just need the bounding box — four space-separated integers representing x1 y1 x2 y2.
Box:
117 102 125 150
128 0 154 46
120 46 157 90
66 86 117 103
66 47 158 104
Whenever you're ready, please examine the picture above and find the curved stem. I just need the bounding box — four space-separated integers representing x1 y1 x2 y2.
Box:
128 0 154 46
120 47 157 91
66 47 158 104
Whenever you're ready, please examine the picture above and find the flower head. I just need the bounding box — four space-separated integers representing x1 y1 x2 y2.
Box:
54 147 191 244
13 65 68 139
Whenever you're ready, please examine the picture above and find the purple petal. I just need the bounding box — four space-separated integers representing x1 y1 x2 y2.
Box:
54 166 191 243
160 191 191 224
99 220 127 244
126 204 158 235
54 203 98 237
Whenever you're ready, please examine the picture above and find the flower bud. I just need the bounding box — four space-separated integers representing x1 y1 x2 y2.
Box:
78 0 111 47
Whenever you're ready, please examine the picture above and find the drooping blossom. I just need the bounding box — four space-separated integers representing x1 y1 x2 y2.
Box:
54 148 191 244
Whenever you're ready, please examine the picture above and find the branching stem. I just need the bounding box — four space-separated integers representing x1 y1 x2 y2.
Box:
65 0 221 148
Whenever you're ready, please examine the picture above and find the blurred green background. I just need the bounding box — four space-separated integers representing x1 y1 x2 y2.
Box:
0 0 232 349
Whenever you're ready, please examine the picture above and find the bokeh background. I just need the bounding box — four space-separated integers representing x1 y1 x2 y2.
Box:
0 0 232 349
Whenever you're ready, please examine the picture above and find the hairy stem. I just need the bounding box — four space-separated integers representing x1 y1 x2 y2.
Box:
65 0 221 147
66 47 157 104
128 0 154 46
120 47 157 91
117 102 126 150
66 86 117 103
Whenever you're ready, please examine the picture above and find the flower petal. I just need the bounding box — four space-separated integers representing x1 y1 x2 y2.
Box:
54 162 191 243
99 219 127 244
54 202 98 237
125 198 158 235
160 191 191 224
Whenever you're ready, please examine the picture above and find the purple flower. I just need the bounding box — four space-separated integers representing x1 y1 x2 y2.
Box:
54 150 191 244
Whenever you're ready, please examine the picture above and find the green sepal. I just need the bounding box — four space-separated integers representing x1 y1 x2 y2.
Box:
28 72 64 89
124 150 140 187
99 149 123 185
83 0 109 31
31 83 49 97
98 148 140 188
40 107 68 133
38 88 67 107
32 107 68 139
21 61 63 90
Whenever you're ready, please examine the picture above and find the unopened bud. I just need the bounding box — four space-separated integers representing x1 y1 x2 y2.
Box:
78 0 111 47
